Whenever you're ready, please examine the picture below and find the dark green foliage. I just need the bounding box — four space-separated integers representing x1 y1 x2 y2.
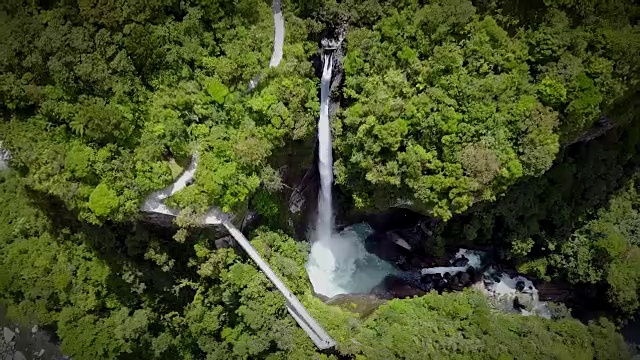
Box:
334 0 639 219
1 0 638 358
0 171 321 359
0 172 632 359
440 113 640 317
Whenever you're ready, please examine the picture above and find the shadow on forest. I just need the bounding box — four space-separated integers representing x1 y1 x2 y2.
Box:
440 95 640 260
432 95 640 318
22 189 216 315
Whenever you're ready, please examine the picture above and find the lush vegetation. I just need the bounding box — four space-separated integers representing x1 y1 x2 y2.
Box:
1 0 639 358
333 0 639 220
0 171 630 359
439 113 640 318
0 0 317 224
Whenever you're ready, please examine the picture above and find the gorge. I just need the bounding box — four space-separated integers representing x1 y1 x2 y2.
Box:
0 0 638 359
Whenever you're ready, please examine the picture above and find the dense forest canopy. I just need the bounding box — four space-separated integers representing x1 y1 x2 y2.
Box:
0 0 318 223
334 0 639 219
0 170 631 358
0 0 639 359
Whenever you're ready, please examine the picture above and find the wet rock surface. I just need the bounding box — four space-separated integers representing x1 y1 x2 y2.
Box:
372 275 426 299
1 304 68 360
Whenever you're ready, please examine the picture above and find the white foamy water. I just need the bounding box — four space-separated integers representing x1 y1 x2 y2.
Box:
420 266 468 276
316 53 334 243
306 224 398 297
0 142 10 171
306 53 396 298
455 249 483 268
483 266 551 318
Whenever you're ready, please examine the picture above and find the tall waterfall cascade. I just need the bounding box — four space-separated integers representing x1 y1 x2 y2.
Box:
316 52 335 243
306 51 397 298
141 9 336 348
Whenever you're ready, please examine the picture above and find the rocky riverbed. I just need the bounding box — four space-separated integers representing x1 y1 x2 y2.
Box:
0 304 68 360
311 209 571 320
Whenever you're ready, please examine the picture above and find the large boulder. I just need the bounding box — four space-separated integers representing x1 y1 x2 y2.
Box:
3 327 15 342
373 275 426 299
214 236 234 250
360 208 426 233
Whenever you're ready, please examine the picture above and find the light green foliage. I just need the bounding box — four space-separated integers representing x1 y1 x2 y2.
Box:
89 183 119 218
65 142 95 179
354 290 628 360
337 3 549 218
206 80 229 104
0 0 317 223
538 77 567 107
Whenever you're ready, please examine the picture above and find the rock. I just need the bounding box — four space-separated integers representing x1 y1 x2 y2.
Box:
452 256 469 267
516 280 526 292
536 281 573 302
568 116 616 145
434 278 448 291
409 256 434 270
421 282 434 292
214 236 234 249
443 272 452 281
240 211 259 232
420 274 433 284
513 295 535 311
513 296 526 310
374 275 425 299
388 232 412 250
467 267 480 283
12 352 26 360
3 327 15 342
13 328 18 335
364 208 425 233
36 349 45 357
31 325 38 333
450 276 461 290
419 221 433 236
460 272 471 285
396 227 424 248
364 232 407 265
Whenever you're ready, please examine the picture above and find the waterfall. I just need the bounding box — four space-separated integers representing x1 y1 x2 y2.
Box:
316 53 334 243
306 53 397 297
